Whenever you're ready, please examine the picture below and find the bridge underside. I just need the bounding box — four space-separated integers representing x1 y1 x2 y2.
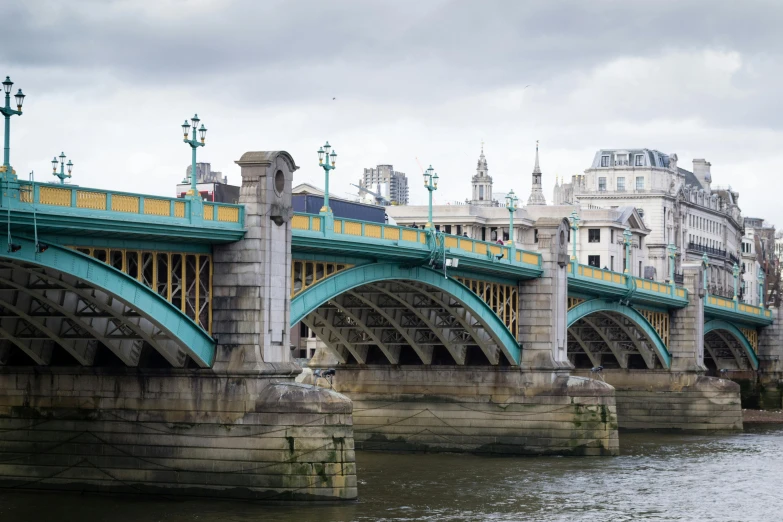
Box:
0 259 198 368
704 329 753 371
567 311 666 370
301 279 515 366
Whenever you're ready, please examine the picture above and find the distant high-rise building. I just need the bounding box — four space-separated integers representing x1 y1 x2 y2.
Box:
185 162 227 185
360 165 409 205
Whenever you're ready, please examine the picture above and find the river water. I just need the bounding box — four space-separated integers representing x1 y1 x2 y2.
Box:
2 425 782 522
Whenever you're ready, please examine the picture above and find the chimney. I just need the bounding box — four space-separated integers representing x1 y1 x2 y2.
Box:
692 159 712 189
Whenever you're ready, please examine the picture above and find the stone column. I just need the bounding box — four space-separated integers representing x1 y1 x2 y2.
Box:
212 151 297 372
758 307 783 408
669 261 706 371
518 217 571 370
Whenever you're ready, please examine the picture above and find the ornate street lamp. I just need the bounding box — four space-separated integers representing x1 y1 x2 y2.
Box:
423 165 438 230
732 263 740 301
667 244 677 287
1 76 26 173
505 189 518 245
182 114 207 198
51 152 73 184
317 141 337 214
623 228 633 274
759 269 766 309
569 209 580 262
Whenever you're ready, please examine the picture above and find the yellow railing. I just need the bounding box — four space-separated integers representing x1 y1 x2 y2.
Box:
17 182 244 227
572 263 688 301
291 213 542 267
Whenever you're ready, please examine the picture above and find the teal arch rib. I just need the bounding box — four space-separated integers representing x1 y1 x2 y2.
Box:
0 238 215 367
567 298 671 369
290 263 521 365
704 319 759 370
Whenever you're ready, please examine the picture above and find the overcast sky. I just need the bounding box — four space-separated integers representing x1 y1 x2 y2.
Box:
3 0 782 224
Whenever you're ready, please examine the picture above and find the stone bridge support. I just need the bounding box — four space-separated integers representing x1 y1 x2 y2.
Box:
575 262 742 431
755 307 783 408
0 151 357 500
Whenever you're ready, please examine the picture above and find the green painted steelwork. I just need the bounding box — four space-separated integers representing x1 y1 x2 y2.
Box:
0 237 215 367
292 212 542 281
51 152 73 184
1 76 24 171
567 298 672 369
704 319 759 370
317 141 337 217
423 165 438 230
181 114 207 197
290 263 521 365
7 182 245 243
704 294 773 327
568 262 688 309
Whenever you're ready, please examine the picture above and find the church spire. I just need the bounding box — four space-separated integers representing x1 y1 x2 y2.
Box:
527 140 547 206
471 141 493 205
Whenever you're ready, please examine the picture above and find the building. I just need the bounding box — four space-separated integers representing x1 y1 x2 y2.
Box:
526 205 650 275
527 141 546 206
553 149 744 295
293 183 387 223
742 217 778 306
360 164 409 205
469 144 498 206
387 146 530 241
176 162 239 203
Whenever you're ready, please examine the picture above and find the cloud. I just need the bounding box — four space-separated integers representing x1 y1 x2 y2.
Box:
2 0 783 226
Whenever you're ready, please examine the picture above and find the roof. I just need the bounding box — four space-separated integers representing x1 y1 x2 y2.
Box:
678 167 702 189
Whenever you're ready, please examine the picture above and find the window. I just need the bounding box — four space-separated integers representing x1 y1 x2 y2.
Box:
617 177 625 191
601 155 610 167
635 154 644 166
588 255 601 268
588 229 601 243
610 255 615 271
610 229 614 243
636 177 644 190
534 229 539 243
479 185 484 200
599 177 607 191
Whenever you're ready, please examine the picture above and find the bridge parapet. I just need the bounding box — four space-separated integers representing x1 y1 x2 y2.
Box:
704 294 773 327
11 180 245 241
567 262 688 309
292 212 542 279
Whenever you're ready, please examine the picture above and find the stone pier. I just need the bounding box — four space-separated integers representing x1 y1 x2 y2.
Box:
0 151 357 500
575 262 742 431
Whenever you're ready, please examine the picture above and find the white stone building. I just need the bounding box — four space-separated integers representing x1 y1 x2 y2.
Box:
553 149 744 295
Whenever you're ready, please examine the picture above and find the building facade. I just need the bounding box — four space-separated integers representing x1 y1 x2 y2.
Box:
360 164 409 205
468 144 498 206
553 149 744 295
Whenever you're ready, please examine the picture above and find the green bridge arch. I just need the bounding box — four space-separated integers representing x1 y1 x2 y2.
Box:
704 319 759 370
0 237 215 367
290 263 521 365
567 298 672 369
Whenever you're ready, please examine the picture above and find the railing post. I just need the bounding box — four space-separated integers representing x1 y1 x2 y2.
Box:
106 192 112 212
70 187 77 207
139 196 145 215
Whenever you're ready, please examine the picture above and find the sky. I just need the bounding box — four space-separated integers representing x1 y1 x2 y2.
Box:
2 0 782 224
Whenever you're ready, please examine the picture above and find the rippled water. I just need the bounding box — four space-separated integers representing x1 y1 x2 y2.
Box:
2 426 783 521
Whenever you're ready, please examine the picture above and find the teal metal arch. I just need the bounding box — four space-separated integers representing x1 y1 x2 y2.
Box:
290 263 521 365
704 319 759 370
0 237 215 367
567 298 672 369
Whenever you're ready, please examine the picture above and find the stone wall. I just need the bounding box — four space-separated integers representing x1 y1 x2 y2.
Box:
331 366 619 456
0 368 356 500
669 262 706 371
574 370 742 430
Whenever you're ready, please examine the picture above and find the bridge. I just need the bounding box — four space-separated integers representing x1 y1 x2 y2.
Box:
0 147 779 500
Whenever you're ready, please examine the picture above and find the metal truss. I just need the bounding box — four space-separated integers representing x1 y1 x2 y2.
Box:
302 279 510 365
0 261 189 367
704 330 750 371
567 311 662 369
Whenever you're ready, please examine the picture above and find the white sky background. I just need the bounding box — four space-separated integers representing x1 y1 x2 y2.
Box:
3 0 781 224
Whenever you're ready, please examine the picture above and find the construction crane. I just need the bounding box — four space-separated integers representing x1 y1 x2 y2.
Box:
351 183 391 206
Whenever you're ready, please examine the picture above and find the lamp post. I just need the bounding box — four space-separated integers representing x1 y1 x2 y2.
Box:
702 253 710 296
505 189 518 245
623 228 632 274
181 114 207 198
1 76 26 175
569 209 580 262
732 263 740 301
51 152 73 184
423 165 438 230
317 141 337 215
759 269 766 309
667 244 677 288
